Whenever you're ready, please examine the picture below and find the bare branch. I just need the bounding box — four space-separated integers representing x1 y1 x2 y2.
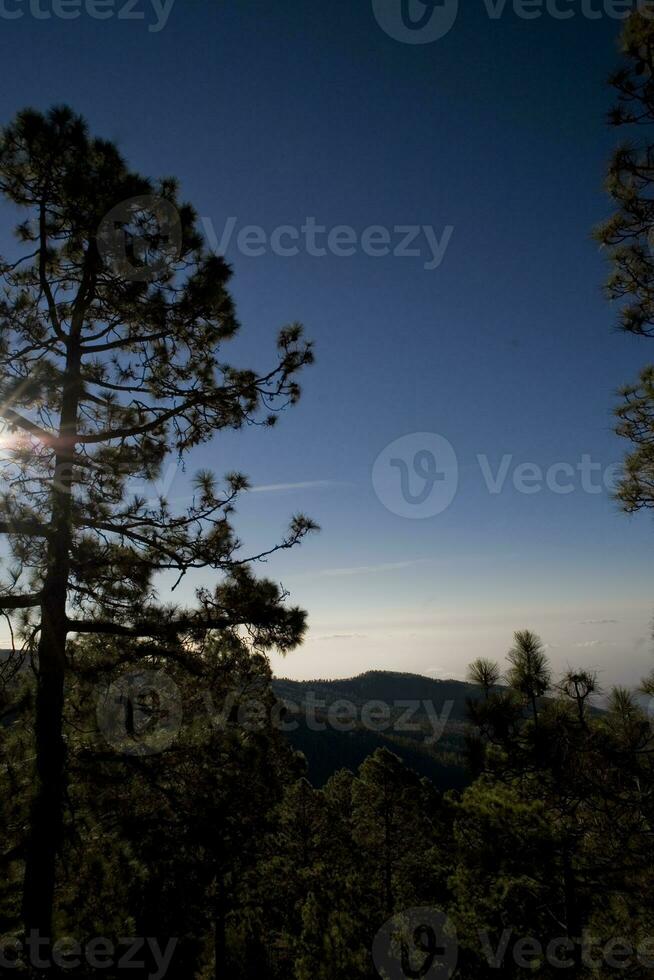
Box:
67 615 234 638
0 521 51 538
0 592 42 610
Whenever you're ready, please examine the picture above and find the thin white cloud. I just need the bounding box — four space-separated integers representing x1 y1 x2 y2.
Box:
425 666 465 680
316 559 429 578
573 640 603 648
250 480 344 493
313 633 367 642
579 619 619 625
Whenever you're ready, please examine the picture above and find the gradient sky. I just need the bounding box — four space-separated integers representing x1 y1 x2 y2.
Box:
0 0 652 688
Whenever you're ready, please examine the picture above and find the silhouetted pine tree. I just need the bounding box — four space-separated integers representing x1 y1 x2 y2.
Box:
0 105 315 942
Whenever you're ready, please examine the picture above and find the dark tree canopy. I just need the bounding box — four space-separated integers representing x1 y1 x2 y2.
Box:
596 12 654 512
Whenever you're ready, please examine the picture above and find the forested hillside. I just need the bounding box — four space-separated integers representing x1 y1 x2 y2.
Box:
272 671 477 788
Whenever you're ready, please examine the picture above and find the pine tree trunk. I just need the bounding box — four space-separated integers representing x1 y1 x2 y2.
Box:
22 518 72 941
22 604 67 939
214 888 228 978
22 326 82 943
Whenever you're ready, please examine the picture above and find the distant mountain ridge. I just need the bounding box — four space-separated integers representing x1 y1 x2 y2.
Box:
271 669 481 790
273 668 483 717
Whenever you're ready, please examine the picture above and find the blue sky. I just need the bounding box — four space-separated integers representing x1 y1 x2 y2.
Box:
0 0 652 687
